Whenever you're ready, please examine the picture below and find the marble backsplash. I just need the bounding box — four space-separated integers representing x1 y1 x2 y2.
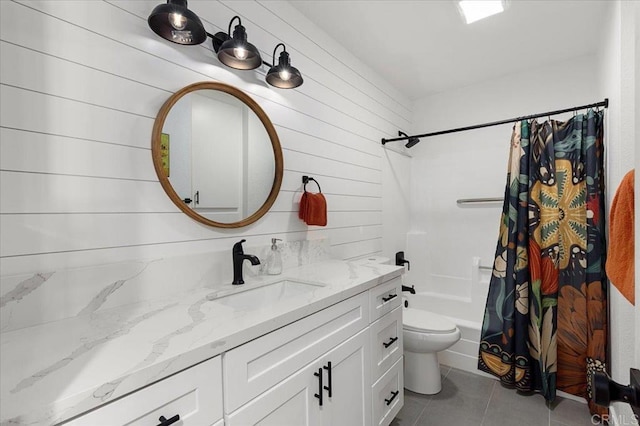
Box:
0 239 331 333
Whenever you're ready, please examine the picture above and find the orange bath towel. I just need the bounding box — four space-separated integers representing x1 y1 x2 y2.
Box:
299 191 327 226
605 170 635 305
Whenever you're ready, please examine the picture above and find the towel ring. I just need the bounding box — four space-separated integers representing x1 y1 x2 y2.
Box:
302 175 322 193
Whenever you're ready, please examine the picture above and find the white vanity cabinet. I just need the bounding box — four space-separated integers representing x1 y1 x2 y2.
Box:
64 355 223 426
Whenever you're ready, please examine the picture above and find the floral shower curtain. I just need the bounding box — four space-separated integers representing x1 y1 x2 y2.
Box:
478 110 607 415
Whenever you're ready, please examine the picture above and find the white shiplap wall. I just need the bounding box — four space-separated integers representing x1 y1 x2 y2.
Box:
0 0 412 277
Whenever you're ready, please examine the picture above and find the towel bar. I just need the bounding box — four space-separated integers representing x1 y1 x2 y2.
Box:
457 197 502 204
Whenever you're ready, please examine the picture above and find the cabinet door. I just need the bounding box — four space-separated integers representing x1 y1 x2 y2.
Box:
319 328 371 426
225 358 322 426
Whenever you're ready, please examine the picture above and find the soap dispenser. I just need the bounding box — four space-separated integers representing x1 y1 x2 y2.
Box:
267 238 283 275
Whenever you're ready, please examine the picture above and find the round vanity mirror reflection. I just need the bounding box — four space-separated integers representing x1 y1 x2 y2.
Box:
152 82 283 228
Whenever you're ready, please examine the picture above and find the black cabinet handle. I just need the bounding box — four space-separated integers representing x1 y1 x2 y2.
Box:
323 361 332 397
383 336 399 348
314 368 323 406
182 198 192 204
194 190 200 205
382 293 397 303
385 390 399 406
157 414 180 426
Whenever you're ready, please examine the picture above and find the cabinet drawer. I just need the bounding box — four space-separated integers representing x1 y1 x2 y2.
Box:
369 277 401 322
370 306 403 381
372 356 404 426
66 356 223 426
224 291 369 413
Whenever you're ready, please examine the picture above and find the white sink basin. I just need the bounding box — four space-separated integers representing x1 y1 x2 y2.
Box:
211 280 325 310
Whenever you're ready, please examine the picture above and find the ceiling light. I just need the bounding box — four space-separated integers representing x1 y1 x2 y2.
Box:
458 1 506 24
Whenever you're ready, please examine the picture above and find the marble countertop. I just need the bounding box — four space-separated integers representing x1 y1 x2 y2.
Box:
0 259 402 425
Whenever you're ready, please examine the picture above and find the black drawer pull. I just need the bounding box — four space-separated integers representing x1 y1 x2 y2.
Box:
385 390 399 406
382 293 397 303
323 361 332 397
157 414 180 426
314 367 323 406
383 336 398 348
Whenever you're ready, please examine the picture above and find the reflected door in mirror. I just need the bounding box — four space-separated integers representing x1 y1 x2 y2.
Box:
192 92 242 222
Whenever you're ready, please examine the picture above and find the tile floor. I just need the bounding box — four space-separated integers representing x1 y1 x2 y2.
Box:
392 366 597 426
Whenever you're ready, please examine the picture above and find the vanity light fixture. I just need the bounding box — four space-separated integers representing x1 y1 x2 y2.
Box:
147 0 206 45
457 0 507 24
212 16 262 70
148 6 304 88
266 43 303 89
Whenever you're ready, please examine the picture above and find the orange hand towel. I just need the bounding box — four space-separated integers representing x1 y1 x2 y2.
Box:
299 192 308 221
605 170 635 305
299 192 327 226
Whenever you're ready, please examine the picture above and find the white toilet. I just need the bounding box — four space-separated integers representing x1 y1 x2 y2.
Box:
403 307 461 394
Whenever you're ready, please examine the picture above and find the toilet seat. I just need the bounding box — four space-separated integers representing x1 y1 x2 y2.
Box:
403 308 457 334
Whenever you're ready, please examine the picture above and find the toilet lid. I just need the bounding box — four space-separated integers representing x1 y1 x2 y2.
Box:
403 308 457 333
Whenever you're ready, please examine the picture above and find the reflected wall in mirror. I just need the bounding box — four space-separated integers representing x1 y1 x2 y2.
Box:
152 82 283 228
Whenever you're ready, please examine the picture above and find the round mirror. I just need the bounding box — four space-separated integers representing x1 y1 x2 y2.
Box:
152 82 283 228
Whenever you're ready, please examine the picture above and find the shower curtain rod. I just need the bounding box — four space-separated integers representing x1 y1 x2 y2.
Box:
381 98 609 145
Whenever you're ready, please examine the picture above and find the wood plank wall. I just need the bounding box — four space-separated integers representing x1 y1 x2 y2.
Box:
0 0 412 276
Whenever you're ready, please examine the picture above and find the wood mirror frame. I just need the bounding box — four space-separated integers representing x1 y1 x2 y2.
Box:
151 81 283 228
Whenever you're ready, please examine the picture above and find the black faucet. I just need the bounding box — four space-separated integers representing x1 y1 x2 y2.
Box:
402 284 416 294
232 239 260 285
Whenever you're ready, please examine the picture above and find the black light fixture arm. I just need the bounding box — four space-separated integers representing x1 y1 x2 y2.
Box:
208 31 227 52
381 98 609 145
228 15 241 35
272 43 286 65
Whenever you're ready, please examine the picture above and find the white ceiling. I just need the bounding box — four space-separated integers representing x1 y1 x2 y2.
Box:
289 0 611 101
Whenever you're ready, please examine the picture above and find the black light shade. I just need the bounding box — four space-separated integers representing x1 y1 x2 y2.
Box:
148 0 206 45
266 44 303 89
216 16 262 70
